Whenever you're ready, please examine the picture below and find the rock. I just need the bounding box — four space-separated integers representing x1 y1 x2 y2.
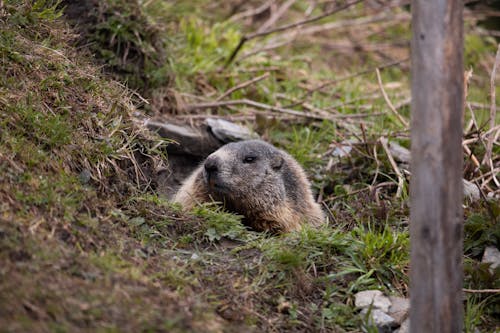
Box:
354 290 392 313
332 141 353 158
360 308 397 332
205 118 257 142
394 318 409 333
388 296 410 324
78 169 91 184
482 246 500 273
463 179 480 202
387 141 411 163
145 118 222 157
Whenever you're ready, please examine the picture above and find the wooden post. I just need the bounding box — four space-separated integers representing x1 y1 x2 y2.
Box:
410 0 464 332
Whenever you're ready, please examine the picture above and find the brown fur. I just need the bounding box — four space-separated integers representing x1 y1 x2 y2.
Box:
173 140 325 233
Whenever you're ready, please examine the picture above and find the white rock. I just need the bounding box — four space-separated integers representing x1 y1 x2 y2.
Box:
354 290 392 312
463 179 480 202
360 308 396 330
332 143 353 157
388 296 410 324
482 246 500 273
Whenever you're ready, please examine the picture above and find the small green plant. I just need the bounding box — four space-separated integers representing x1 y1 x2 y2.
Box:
192 203 249 243
344 225 409 291
464 295 486 333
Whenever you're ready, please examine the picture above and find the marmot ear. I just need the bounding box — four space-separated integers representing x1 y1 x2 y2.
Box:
271 154 283 170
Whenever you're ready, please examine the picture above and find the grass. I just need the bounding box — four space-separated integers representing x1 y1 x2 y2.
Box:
1 0 499 332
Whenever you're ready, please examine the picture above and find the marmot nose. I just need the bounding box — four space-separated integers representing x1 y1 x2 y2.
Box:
204 156 219 174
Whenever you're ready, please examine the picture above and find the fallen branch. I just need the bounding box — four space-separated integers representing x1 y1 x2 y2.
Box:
216 72 270 101
186 98 385 120
225 0 364 67
463 288 500 294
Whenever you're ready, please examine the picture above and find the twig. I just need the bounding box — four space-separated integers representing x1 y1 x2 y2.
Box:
285 57 409 108
376 68 409 128
225 0 364 67
463 288 500 294
469 101 500 112
462 144 481 169
186 99 386 120
380 137 405 198
239 38 296 62
228 0 273 22
470 166 500 183
474 179 497 220
284 11 410 38
257 0 297 33
466 102 488 150
216 73 270 101
371 142 381 187
275 93 338 118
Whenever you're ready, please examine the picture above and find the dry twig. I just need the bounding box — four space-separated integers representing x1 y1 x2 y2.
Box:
228 0 273 22
462 288 500 294
380 137 405 198
281 11 409 38
376 68 409 127
285 57 408 109
257 0 297 33
186 98 385 121
216 72 270 101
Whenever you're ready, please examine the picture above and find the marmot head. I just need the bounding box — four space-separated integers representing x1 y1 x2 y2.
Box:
202 140 291 213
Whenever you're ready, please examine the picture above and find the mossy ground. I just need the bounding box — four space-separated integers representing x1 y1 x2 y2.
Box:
1 1 499 332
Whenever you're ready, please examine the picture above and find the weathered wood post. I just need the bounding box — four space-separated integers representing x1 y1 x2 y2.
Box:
410 0 464 332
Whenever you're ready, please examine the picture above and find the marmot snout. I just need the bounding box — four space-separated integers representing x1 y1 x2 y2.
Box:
173 140 325 233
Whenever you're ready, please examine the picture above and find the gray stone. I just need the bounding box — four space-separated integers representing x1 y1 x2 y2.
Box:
388 296 410 324
354 290 392 312
79 169 91 184
387 140 411 163
205 118 257 142
482 246 500 273
360 308 397 332
463 179 480 202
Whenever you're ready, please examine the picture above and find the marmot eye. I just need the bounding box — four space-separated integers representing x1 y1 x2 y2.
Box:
243 156 257 163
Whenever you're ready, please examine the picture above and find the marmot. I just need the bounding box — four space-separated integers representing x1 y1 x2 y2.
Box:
173 140 325 233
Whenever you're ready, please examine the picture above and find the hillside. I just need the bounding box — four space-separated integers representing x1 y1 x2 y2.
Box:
1 1 499 332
